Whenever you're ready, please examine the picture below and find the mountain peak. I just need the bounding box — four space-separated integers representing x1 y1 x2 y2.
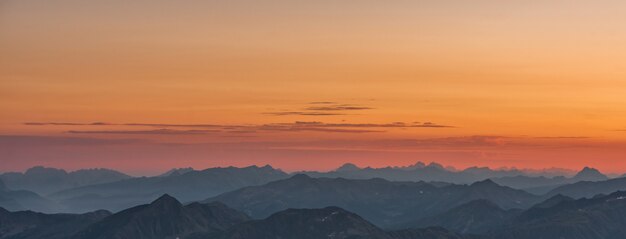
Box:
290 174 312 180
150 194 182 207
470 179 499 187
573 167 608 181
336 163 360 172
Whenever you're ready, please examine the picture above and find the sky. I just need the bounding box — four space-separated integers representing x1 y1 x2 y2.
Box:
2 0 626 175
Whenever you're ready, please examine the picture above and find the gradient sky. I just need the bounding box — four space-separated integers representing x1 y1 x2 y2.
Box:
2 0 626 175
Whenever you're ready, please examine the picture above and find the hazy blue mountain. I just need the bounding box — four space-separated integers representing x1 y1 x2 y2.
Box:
490 191 626 239
547 177 626 199
571 167 609 182
214 207 392 239
158 167 194 177
73 194 250 239
300 162 591 192
0 208 110 239
300 162 534 184
0 167 131 195
51 165 288 213
0 179 58 213
204 175 540 228
409 199 520 234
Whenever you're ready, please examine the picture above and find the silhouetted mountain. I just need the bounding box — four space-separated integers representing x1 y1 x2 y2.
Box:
204 175 540 228
491 191 626 239
409 199 519 234
529 194 574 209
388 227 480 239
0 167 131 195
547 177 626 199
571 167 608 182
0 208 110 239
73 194 250 239
215 207 392 239
0 179 58 213
300 162 577 188
51 165 288 213
336 163 360 172
158 167 194 177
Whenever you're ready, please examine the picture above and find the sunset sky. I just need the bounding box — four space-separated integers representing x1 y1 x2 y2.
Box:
2 0 626 175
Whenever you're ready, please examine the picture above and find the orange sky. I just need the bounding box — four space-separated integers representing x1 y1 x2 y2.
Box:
1 0 626 175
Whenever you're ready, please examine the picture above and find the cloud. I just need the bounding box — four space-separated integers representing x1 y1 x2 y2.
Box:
24 122 110 126
25 120 454 135
0 135 145 146
67 129 221 135
262 112 345 116
265 102 373 116
305 104 373 111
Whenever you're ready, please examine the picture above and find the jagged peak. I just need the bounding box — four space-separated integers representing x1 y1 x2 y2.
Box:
470 179 500 187
336 163 360 172
150 194 182 207
290 174 312 180
573 167 608 181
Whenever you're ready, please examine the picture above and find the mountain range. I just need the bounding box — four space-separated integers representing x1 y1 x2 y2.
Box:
5 190 626 239
0 167 131 195
50 165 288 212
0 195 478 239
204 174 540 228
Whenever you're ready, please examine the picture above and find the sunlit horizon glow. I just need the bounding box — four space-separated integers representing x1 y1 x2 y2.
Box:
2 0 626 175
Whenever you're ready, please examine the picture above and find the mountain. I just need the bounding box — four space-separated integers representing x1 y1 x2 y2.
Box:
0 208 110 239
409 199 519 234
300 162 579 188
388 227 480 239
72 194 250 239
571 167 609 182
547 177 626 199
204 175 540 228
0 179 58 213
491 191 626 239
0 167 131 195
51 165 288 213
158 167 194 177
214 207 392 239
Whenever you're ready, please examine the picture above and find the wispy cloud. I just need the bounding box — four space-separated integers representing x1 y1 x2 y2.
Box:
67 129 221 135
264 102 373 116
0 135 145 146
25 120 454 135
262 112 345 116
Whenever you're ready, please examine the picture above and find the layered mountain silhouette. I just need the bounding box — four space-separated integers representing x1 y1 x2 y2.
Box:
0 207 110 239
0 179 58 213
0 167 131 195
489 191 626 239
409 199 520 234
302 163 604 194
4 191 626 239
72 194 250 239
547 176 626 198
50 165 288 212
1 195 472 239
204 174 540 228
213 207 392 239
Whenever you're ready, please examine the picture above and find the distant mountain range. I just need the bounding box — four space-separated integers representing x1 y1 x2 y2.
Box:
204 174 540 228
0 167 131 195
5 191 626 239
0 194 477 239
72 195 250 239
302 163 609 194
50 165 288 212
0 179 59 213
